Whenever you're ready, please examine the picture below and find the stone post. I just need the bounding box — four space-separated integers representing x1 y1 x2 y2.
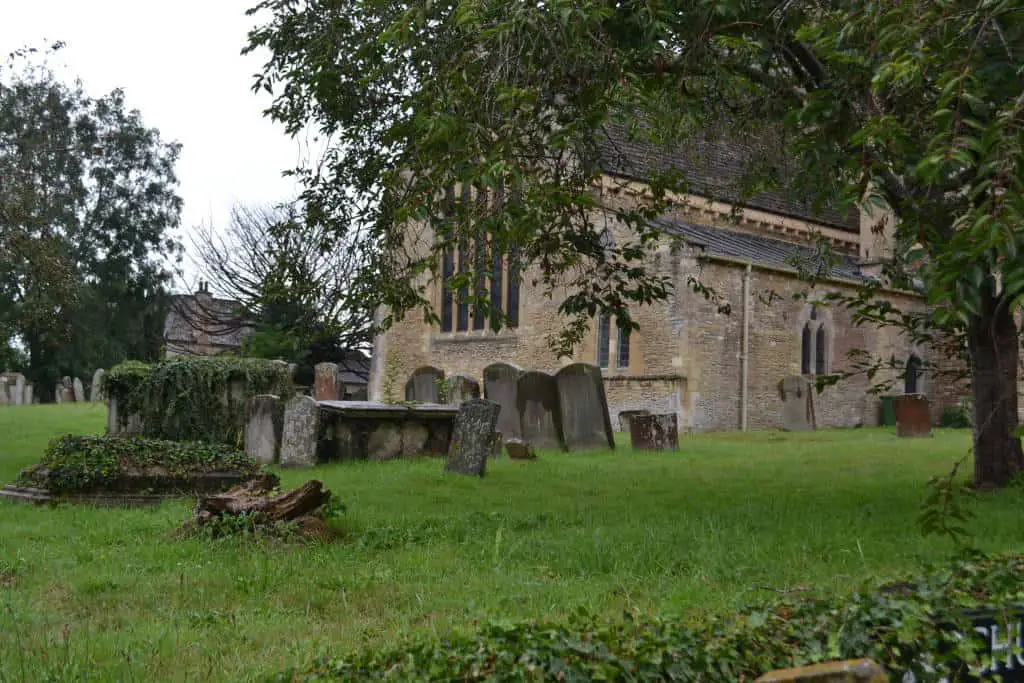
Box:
445 399 501 477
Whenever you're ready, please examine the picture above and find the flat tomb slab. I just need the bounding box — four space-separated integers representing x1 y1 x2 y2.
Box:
2 484 191 508
319 401 458 419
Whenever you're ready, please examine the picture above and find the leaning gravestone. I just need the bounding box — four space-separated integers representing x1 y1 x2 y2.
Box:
405 366 445 402
516 371 565 450
245 395 282 465
483 362 523 439
894 394 932 438
445 373 481 404
314 362 340 401
91 368 105 402
72 377 86 403
630 413 679 451
555 363 615 450
279 395 320 467
779 375 815 431
445 398 500 477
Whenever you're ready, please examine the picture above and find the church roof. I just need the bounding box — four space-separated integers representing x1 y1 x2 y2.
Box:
654 218 865 281
598 123 861 233
164 293 253 350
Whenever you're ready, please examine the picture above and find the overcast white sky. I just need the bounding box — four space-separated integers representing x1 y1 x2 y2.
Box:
1 0 312 292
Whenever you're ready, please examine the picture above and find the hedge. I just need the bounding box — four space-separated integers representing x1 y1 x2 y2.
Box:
18 434 260 493
272 552 1023 682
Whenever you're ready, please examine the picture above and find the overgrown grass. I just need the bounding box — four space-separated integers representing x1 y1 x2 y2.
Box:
0 404 1020 681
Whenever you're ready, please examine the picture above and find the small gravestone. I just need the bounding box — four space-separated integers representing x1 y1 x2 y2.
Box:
445 399 500 477
23 384 33 406
780 375 815 431
91 368 105 402
445 373 481 404
314 362 340 401
630 413 679 451
555 363 615 450
72 377 86 402
894 394 932 437
483 362 523 439
516 370 565 450
505 438 536 460
12 375 25 405
618 409 650 433
0 379 8 405
245 395 282 465
488 430 504 459
280 395 320 467
405 366 445 402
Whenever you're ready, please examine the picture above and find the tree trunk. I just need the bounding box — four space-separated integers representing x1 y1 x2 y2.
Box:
968 282 1024 489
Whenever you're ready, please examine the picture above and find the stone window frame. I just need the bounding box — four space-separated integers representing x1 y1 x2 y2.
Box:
799 303 832 377
594 228 632 373
436 183 521 337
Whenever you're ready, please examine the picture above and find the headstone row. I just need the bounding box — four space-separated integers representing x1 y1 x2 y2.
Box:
404 362 615 452
0 374 33 406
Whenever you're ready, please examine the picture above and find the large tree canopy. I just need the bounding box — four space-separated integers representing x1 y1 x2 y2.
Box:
246 0 1024 487
0 48 182 396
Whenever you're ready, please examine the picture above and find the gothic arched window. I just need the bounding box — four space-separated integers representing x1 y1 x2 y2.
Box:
815 325 827 375
801 324 812 375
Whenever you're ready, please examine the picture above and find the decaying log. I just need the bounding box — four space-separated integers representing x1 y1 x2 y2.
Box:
190 477 331 526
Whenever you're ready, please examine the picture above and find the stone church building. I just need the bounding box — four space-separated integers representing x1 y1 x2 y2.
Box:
369 127 962 432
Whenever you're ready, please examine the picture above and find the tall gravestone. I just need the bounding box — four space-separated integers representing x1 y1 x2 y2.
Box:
555 363 615 450
483 362 523 440
245 395 282 464
0 379 8 405
516 371 565 450
91 369 105 402
445 374 481 404
72 377 86 403
314 362 341 401
23 384 33 406
279 395 320 467
445 398 501 477
11 376 23 405
405 366 445 403
779 375 815 431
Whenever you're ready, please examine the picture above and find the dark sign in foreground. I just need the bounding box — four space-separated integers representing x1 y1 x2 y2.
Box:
905 606 1024 682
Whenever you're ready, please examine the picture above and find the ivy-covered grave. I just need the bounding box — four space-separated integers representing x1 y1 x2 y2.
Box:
104 356 294 445
0 435 273 506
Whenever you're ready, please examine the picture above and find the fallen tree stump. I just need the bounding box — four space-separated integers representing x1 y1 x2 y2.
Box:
181 476 334 540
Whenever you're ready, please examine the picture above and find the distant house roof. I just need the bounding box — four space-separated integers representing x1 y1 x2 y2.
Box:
163 292 253 351
337 350 371 385
598 122 861 233
654 217 865 281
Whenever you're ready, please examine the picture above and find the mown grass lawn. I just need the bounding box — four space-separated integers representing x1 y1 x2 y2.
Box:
0 403 1021 681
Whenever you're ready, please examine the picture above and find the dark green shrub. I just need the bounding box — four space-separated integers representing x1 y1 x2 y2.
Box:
939 403 972 429
273 553 1022 682
17 434 260 493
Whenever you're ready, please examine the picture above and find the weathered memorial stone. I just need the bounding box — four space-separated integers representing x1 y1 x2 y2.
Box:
555 363 615 450
894 394 932 438
445 398 500 477
245 395 282 465
405 366 445 403
23 384 32 406
483 362 523 439
280 395 320 467
618 409 650 433
505 437 537 460
630 413 679 451
516 371 565 450
314 362 341 401
11 376 24 405
72 377 86 403
780 375 815 431
488 430 504 459
0 379 8 405
91 368 105 402
755 659 887 683
445 373 481 404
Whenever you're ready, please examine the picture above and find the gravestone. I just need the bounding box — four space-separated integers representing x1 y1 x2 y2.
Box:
555 363 615 450
894 394 932 437
445 373 481 404
314 362 341 401
405 366 445 403
779 375 815 431
244 395 282 465
488 430 504 459
618 409 650 433
72 377 86 402
516 371 565 450
445 398 500 477
279 395 321 467
483 362 523 439
505 437 537 460
0 379 8 405
630 413 679 451
23 384 32 406
91 368 105 402
756 659 887 683
11 376 24 405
